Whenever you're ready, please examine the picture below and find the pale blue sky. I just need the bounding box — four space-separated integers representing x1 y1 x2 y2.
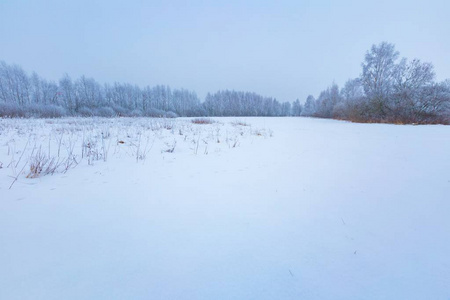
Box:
1 0 449 102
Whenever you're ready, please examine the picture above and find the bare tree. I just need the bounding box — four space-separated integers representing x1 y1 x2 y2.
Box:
361 42 399 117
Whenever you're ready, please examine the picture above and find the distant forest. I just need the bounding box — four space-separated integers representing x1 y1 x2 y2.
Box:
1 42 449 124
0 61 297 119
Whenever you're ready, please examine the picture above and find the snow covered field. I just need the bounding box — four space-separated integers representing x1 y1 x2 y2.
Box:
1 117 449 299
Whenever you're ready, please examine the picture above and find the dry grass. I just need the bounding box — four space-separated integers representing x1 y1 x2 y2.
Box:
0 117 273 188
231 120 250 127
191 118 215 125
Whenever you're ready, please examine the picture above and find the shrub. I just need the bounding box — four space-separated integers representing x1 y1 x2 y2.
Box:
77 106 94 117
26 104 67 118
164 111 178 118
41 105 67 118
185 106 207 117
94 106 116 117
130 109 143 117
145 108 166 118
0 102 26 118
0 103 67 118
112 105 129 117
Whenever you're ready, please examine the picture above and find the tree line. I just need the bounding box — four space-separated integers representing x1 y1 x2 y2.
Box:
0 61 295 118
204 90 301 117
302 42 450 124
1 42 449 123
0 61 204 118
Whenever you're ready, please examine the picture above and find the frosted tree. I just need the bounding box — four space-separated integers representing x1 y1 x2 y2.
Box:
30 73 59 106
390 58 436 121
341 78 364 101
203 90 282 116
392 59 435 93
332 78 367 120
0 61 31 106
292 99 302 116
361 42 399 117
59 74 77 113
301 95 316 116
413 80 450 123
281 101 292 116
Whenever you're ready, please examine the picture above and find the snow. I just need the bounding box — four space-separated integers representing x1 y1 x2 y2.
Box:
0 117 449 299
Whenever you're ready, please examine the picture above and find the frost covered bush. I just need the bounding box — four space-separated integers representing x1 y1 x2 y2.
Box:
27 104 67 118
41 105 67 118
94 107 116 117
0 103 67 118
145 108 166 118
130 109 144 117
112 105 129 117
78 106 94 117
164 111 178 118
186 106 207 117
0 103 26 118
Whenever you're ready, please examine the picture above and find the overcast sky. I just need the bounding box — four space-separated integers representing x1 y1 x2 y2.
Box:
1 0 449 102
